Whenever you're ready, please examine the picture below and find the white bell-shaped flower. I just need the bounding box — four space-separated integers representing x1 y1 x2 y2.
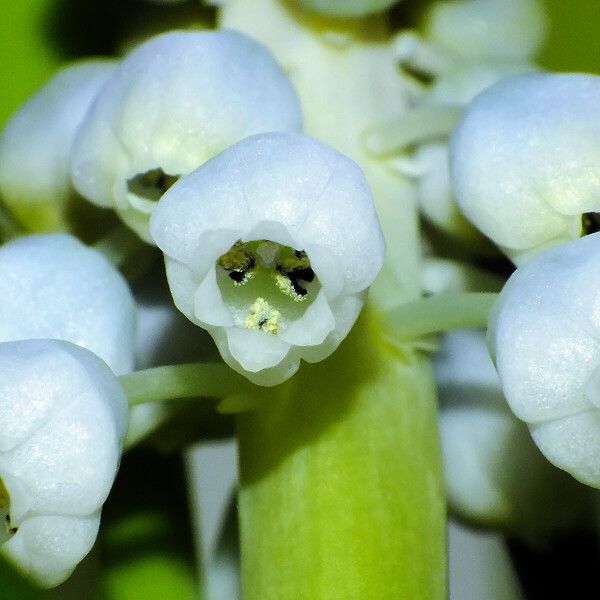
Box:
450 72 600 265
0 339 128 587
0 233 136 375
436 329 584 531
424 0 546 63
395 0 545 79
150 132 385 386
71 30 303 243
0 61 115 234
489 232 600 488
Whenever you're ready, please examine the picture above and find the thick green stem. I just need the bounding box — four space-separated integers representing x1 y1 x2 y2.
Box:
384 292 498 343
236 308 445 599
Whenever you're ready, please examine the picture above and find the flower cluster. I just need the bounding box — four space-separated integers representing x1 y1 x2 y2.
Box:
6 1 598 595
0 21 389 586
0 234 135 585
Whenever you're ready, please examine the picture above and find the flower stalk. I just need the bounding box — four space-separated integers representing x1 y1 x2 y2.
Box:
220 1 446 597
236 308 445 600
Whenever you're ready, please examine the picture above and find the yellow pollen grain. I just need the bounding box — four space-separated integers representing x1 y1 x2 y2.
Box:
245 297 281 334
274 272 306 302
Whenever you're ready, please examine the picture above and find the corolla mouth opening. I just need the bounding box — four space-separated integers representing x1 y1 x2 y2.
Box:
126 168 179 208
0 477 17 544
215 239 320 335
581 212 600 236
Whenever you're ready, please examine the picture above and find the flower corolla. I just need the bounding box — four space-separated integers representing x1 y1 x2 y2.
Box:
0 233 136 374
0 61 115 234
71 30 303 242
450 72 600 264
423 0 546 64
150 132 385 386
0 339 128 587
489 233 600 487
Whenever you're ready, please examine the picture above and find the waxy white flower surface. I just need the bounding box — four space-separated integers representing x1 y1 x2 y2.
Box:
489 233 600 488
71 30 302 243
0 61 115 233
436 329 583 532
0 233 136 375
293 0 400 17
395 0 545 79
150 132 385 386
414 64 535 248
0 339 128 587
450 72 600 265
424 0 546 64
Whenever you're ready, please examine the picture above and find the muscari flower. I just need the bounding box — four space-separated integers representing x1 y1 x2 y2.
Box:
0 233 136 375
450 72 600 265
150 132 385 386
0 339 128 587
0 60 116 235
71 29 302 243
436 329 584 533
489 232 600 488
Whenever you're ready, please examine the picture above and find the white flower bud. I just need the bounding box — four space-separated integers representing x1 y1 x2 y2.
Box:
436 329 584 531
0 61 116 233
150 132 385 386
0 233 136 375
450 72 600 264
424 0 546 63
71 30 303 243
0 339 128 587
489 233 600 488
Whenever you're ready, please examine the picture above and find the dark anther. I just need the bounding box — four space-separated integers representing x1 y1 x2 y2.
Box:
9 527 17 535
228 270 246 283
582 213 600 236
287 266 315 297
292 267 314 283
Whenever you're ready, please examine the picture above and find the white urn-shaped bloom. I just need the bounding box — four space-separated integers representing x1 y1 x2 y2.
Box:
150 132 385 386
71 30 303 243
0 233 136 375
450 72 600 265
436 329 585 532
424 0 546 64
489 232 600 488
0 61 116 234
0 339 128 587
